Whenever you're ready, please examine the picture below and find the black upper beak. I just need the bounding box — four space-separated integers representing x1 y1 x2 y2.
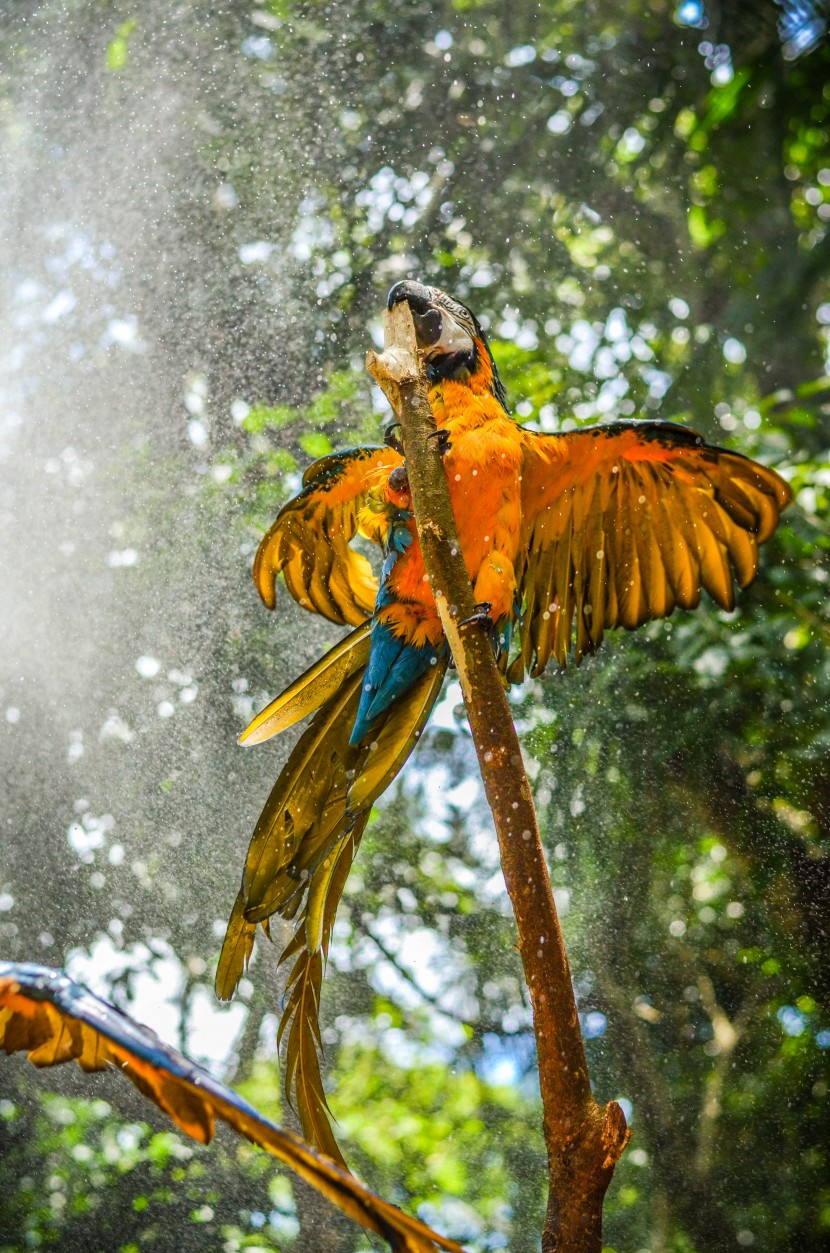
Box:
387 280 433 313
386 280 443 347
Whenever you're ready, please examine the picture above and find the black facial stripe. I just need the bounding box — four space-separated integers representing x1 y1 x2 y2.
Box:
425 349 477 383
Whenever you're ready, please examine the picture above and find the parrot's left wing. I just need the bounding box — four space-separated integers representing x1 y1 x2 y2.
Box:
513 420 791 679
0 962 462 1253
254 445 402 625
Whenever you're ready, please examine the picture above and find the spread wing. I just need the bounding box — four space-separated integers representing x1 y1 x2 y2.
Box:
254 446 402 625
512 419 791 678
0 962 462 1253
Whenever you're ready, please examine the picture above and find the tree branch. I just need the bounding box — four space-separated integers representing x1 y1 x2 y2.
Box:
366 303 629 1253
358 917 514 1038
694 974 759 1178
596 973 739 1253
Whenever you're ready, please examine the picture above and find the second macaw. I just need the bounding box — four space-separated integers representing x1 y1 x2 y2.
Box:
217 280 791 1162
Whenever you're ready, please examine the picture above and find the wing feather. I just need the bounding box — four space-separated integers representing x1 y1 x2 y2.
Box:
659 491 702 612
518 419 790 669
254 446 401 625
674 482 734 611
575 477 603 655
530 539 561 674
627 470 671 620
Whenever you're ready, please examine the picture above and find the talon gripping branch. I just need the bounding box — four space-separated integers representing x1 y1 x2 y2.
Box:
216 281 791 1162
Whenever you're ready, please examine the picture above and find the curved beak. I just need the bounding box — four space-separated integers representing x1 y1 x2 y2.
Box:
386 280 443 347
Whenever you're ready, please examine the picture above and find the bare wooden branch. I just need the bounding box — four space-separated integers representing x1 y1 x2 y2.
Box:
367 303 629 1252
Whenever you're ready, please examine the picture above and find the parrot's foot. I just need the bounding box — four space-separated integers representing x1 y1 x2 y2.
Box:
427 427 452 456
459 601 493 628
459 602 499 656
384 422 405 455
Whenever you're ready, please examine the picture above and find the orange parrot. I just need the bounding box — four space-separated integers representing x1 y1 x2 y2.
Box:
217 280 791 1161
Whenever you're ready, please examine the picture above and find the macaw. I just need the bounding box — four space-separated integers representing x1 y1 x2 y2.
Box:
0 961 461 1253
217 280 791 1160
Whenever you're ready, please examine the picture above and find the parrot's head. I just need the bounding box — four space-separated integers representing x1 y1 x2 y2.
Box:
387 280 508 411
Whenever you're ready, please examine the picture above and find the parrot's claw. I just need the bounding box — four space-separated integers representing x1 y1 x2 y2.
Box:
427 427 452 456
459 602 493 628
384 422 405 455
459 602 499 655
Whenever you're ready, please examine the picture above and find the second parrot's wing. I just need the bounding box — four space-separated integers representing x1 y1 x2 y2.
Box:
0 962 462 1253
254 446 402 625
513 420 791 678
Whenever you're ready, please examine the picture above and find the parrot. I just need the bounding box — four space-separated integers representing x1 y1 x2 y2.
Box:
0 961 461 1253
216 279 791 1163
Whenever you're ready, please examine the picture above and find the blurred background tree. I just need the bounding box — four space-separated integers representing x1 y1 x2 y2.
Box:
0 1 828 1250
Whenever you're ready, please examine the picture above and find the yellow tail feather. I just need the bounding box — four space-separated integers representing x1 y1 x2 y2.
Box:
215 891 257 1002
218 649 448 1160
240 622 372 745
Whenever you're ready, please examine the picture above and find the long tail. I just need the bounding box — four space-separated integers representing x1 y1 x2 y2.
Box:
216 624 447 1163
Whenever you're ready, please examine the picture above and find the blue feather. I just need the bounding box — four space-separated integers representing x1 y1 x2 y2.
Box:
350 513 439 745
350 619 438 745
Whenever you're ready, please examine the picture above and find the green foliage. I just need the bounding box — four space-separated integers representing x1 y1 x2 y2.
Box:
0 1091 286 1252
106 20 137 72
